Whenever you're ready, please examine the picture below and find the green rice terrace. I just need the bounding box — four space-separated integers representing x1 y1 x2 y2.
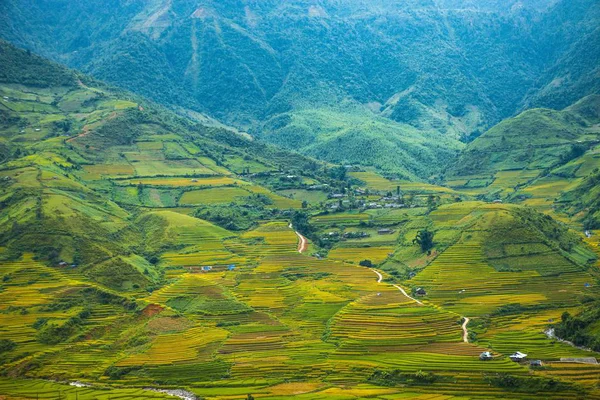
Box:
0 39 600 400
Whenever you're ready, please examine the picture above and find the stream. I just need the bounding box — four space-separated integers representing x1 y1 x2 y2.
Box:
544 328 593 352
143 388 198 400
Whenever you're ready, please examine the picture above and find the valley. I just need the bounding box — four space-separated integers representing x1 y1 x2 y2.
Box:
0 1 599 398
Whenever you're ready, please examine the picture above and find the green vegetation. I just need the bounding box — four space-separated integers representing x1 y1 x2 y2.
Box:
369 369 441 386
554 307 600 352
0 15 600 400
413 229 435 254
2 1 598 178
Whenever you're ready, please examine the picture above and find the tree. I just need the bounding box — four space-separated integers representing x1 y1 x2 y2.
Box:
413 229 434 254
427 195 439 211
291 211 312 238
359 259 373 267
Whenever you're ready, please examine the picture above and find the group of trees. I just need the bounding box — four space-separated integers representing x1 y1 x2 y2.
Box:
554 310 600 352
413 229 434 254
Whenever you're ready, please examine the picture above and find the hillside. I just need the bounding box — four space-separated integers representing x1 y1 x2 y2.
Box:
1 0 598 176
445 95 600 203
2 15 600 400
0 39 342 290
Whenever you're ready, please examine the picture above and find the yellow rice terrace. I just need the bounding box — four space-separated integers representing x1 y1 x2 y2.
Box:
0 5 600 399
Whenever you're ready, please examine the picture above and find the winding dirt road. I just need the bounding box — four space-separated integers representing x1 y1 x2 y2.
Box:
462 317 470 343
371 269 423 305
372 269 383 283
370 269 470 341
289 223 308 253
392 284 424 306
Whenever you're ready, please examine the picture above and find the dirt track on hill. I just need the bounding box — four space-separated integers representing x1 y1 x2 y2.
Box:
370 269 470 341
289 223 308 253
393 284 424 305
462 317 470 343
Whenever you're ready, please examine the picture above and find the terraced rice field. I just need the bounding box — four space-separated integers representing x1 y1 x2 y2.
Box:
116 176 243 187
1 171 599 398
179 187 252 205
351 171 457 194
328 246 395 264
311 212 370 226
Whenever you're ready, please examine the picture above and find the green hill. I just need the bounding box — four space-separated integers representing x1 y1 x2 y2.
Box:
1 0 598 176
2 16 600 400
0 39 337 291
446 95 600 200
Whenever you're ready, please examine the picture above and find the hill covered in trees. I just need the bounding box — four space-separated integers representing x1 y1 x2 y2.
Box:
1 0 598 176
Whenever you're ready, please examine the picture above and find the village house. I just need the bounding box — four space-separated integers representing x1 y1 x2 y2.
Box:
415 287 427 296
201 266 213 272
479 351 493 361
377 228 395 235
530 360 543 367
509 351 527 362
309 184 329 190
384 203 403 208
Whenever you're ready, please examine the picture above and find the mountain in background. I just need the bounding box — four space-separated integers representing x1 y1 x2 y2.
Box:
1 0 598 178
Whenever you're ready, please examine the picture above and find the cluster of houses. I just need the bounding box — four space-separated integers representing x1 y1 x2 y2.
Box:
196 264 236 273
479 351 542 366
321 229 396 241
57 261 77 268
323 231 371 240
308 184 330 191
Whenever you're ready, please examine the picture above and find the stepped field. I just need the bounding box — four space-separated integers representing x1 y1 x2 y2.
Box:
0 39 600 400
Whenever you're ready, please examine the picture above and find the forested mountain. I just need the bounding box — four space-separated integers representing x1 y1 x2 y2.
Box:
1 0 598 177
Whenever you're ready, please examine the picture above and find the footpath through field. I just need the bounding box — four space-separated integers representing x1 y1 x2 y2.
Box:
371 269 470 342
289 223 308 253
462 317 470 343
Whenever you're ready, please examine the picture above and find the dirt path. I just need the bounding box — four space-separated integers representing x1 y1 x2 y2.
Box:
370 268 423 305
66 124 90 143
462 317 470 343
370 269 469 341
289 223 308 253
372 269 383 283
392 284 424 306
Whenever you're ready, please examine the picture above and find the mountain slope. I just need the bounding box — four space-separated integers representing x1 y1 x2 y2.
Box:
446 95 600 182
1 0 598 177
0 39 337 290
2 41 600 400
